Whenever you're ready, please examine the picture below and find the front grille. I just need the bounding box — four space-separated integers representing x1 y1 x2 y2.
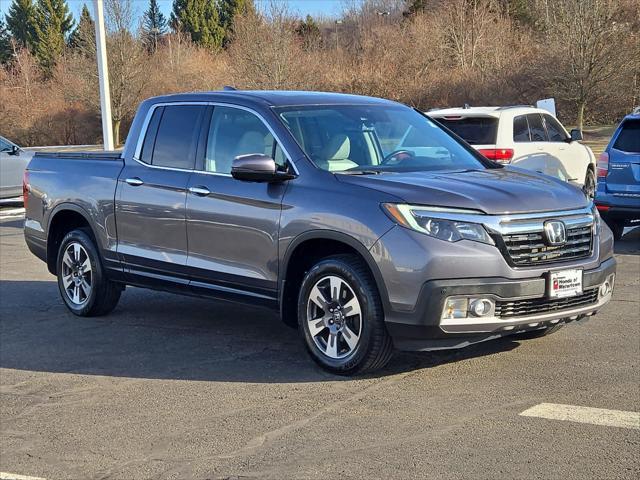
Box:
502 225 592 266
495 288 599 318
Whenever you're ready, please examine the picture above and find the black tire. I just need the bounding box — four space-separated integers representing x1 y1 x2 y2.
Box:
583 168 596 200
512 323 564 339
607 220 624 241
297 254 393 375
56 228 122 316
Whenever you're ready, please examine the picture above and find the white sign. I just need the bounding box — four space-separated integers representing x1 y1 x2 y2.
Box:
536 98 556 117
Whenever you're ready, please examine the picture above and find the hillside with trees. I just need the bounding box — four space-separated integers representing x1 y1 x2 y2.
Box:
1 0 638 146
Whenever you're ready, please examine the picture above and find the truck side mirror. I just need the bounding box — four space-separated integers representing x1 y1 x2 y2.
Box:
231 154 296 183
570 129 583 142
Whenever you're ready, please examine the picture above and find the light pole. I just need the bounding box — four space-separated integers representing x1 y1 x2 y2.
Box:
93 0 114 150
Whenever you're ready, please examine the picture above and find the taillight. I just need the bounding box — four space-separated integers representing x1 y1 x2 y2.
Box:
22 170 29 210
477 148 514 163
597 152 609 178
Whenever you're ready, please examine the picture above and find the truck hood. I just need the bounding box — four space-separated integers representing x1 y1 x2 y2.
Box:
336 167 589 214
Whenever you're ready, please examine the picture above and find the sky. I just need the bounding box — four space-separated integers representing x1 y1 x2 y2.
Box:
0 0 348 23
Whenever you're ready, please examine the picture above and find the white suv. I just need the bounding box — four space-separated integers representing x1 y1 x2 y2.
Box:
428 106 597 197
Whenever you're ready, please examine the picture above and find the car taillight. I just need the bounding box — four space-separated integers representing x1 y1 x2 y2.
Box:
597 152 609 178
477 148 514 163
22 170 29 210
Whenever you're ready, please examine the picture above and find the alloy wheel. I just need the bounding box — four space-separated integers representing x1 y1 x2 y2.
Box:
306 275 363 359
61 242 92 306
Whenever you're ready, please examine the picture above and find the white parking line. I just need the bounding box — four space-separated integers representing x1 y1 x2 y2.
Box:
520 403 640 430
0 473 47 480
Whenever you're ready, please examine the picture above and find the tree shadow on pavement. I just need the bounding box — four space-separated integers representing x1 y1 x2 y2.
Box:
0 279 520 384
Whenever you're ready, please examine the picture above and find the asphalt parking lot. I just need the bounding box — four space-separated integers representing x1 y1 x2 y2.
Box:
0 212 638 480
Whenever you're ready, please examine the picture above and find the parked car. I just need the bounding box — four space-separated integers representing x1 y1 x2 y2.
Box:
595 112 640 239
428 106 597 198
0 135 34 200
24 91 616 375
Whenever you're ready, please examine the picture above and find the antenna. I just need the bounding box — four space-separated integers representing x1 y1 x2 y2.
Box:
223 85 238 91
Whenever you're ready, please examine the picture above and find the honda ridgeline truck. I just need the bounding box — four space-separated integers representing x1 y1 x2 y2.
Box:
24 91 616 375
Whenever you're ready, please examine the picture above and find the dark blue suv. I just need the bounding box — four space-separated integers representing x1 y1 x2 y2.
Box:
595 112 640 239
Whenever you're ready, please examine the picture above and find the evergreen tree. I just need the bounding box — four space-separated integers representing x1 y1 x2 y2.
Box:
218 0 254 45
6 0 38 51
142 0 168 52
0 17 13 64
34 0 74 75
68 4 94 53
295 15 321 50
404 0 429 17
171 0 224 50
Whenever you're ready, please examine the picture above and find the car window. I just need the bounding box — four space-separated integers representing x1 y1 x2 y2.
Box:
204 106 281 174
527 113 548 142
543 114 567 142
139 107 163 164
150 105 205 169
277 105 487 173
513 115 530 142
434 117 498 145
0 138 10 151
613 119 640 153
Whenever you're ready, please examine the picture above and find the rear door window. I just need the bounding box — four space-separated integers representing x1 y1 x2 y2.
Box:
527 113 548 142
513 115 530 142
613 119 640 153
149 105 205 169
543 114 567 142
435 117 498 145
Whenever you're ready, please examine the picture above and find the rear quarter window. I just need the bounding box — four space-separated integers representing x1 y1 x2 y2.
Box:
613 119 640 153
513 115 530 142
435 117 498 145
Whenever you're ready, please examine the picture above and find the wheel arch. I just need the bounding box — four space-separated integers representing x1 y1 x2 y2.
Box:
46 204 99 275
279 230 389 328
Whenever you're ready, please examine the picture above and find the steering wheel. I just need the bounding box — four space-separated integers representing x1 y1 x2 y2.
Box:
381 149 415 165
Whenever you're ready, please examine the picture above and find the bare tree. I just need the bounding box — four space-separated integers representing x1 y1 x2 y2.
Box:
546 0 631 129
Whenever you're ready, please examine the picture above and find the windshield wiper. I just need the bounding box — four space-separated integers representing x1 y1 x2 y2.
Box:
339 169 382 175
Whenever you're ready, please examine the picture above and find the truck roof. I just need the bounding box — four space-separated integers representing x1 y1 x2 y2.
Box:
145 90 401 108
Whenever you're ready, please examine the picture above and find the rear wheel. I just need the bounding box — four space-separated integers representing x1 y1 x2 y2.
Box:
57 229 122 316
604 218 624 241
298 254 393 375
583 168 596 199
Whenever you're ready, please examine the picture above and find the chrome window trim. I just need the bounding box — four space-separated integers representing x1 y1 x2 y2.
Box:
400 205 595 235
131 101 299 177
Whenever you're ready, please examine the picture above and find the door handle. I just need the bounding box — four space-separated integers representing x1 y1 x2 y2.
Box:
188 186 210 196
125 177 144 186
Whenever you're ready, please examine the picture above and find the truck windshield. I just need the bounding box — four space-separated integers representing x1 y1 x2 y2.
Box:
275 105 488 173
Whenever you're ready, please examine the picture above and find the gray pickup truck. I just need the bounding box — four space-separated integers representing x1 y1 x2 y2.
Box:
24 91 616 375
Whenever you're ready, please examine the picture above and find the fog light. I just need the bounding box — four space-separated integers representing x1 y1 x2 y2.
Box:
469 298 494 317
443 298 468 319
599 274 615 298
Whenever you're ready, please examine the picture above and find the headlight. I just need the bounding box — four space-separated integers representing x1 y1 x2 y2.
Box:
382 204 494 245
591 204 601 235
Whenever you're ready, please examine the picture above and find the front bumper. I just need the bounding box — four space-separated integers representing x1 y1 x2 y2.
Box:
386 257 616 351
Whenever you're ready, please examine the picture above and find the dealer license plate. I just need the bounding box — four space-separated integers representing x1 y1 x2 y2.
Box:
548 269 583 298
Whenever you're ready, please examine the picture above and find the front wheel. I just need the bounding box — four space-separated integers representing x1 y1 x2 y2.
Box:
298 254 393 375
57 229 122 316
